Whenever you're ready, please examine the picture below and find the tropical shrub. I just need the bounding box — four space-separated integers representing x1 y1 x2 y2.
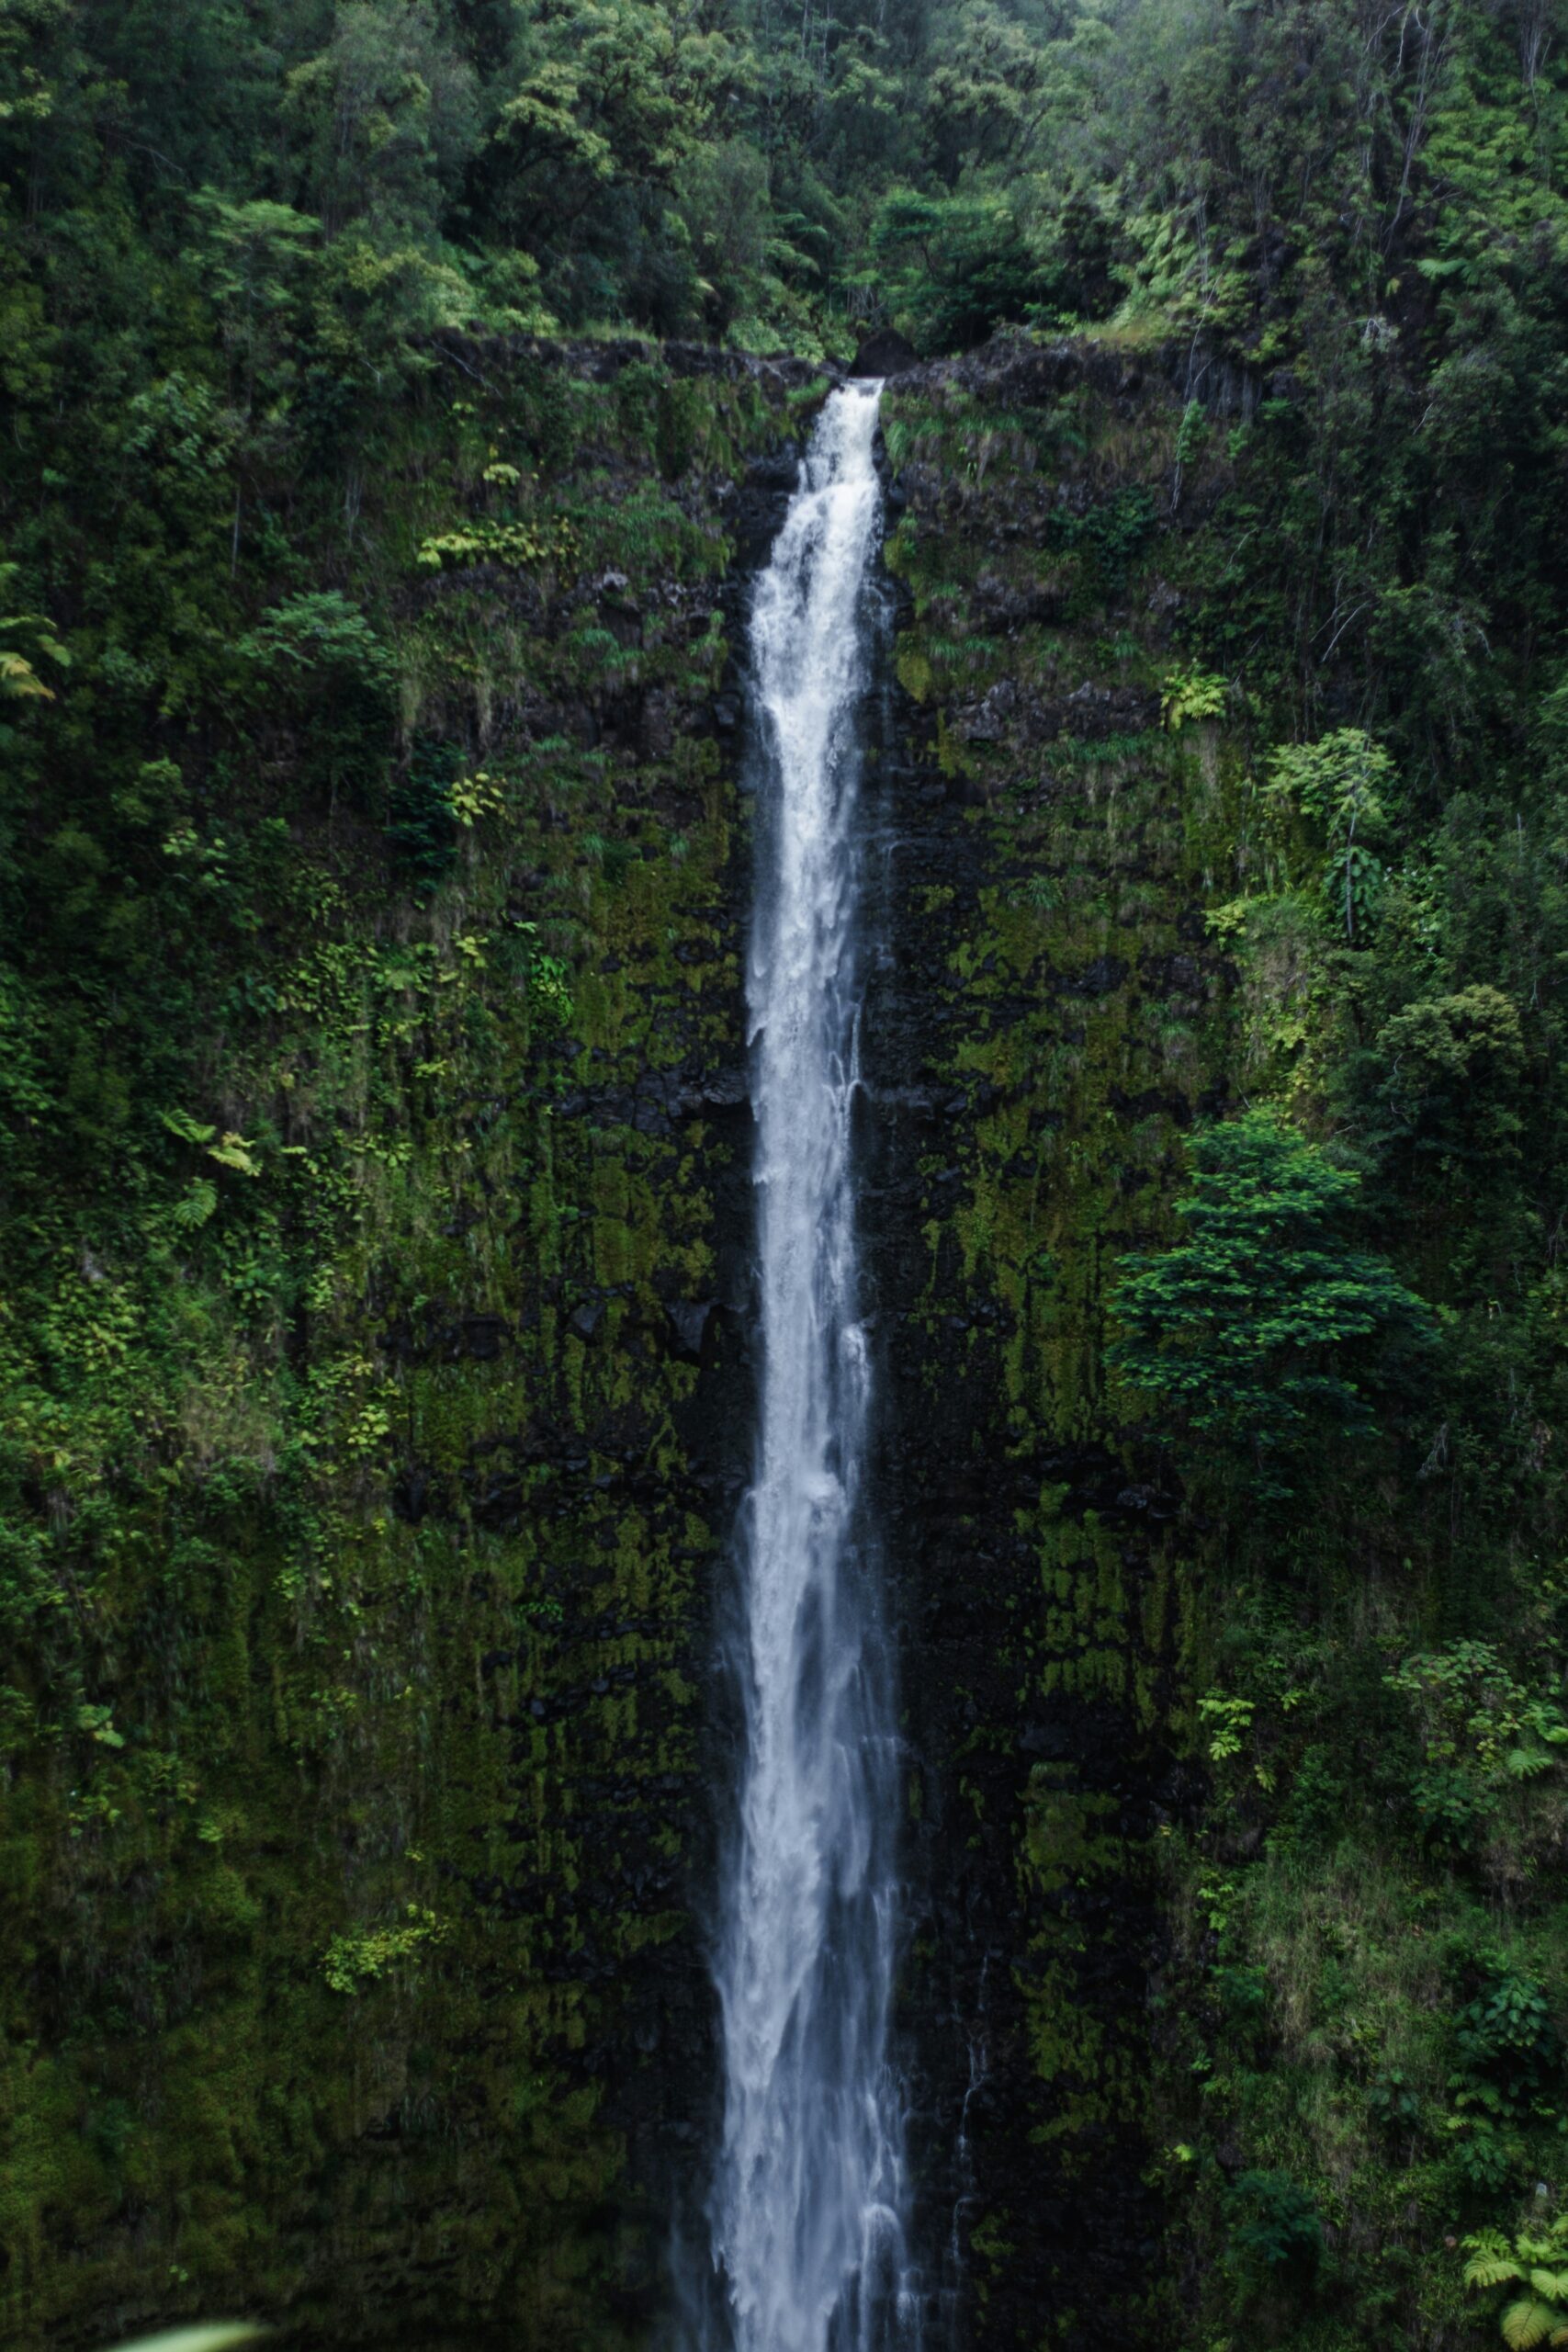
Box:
1111 1111 1434 1491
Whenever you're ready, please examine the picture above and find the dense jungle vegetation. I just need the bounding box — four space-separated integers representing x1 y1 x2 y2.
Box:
9 0 1568 2347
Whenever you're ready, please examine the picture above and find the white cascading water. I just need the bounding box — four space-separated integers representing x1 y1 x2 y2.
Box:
709 380 909 2352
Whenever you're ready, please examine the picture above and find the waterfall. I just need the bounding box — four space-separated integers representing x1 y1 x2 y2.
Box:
707 380 909 2352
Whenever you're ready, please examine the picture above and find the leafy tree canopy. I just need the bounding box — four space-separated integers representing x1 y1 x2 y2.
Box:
1111 1111 1435 1490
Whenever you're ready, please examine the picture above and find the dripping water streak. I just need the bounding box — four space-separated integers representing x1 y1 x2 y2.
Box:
709 382 908 2352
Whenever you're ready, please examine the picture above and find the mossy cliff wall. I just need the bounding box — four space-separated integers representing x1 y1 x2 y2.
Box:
4 330 1275 2352
873 338 1551 2352
867 340 1235 2350
0 339 829 2350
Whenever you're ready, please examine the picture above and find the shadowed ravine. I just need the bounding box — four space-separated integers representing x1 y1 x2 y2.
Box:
705 382 913 2352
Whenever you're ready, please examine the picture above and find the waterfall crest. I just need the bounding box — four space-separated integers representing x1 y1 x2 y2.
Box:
709 380 909 2352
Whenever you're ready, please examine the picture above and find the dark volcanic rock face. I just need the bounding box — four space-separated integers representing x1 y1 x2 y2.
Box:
849 339 1232 2352
852 327 921 379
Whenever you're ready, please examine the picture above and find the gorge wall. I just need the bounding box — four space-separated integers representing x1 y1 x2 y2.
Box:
2 331 1247 2352
866 340 1230 2348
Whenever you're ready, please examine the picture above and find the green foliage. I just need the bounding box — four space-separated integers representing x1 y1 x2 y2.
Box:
184 188 318 411
321 1906 445 1994
0 566 69 702
1455 1970 1560 2113
233 592 396 811
527 951 575 1029
1268 729 1395 944
1388 1642 1568 1853
1111 1111 1434 1489
1368 2066 1422 2136
235 592 394 686
1466 2215 1568 2352
868 187 1043 350
415 519 576 572
1160 662 1226 731
1046 484 1156 598
385 734 462 894
1377 984 1527 1149
1225 2168 1324 2284
871 14 1568 2343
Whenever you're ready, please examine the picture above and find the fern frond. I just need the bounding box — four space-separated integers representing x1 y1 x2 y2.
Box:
0 650 53 700
161 1108 217 1145
1502 2297 1560 2349
208 1134 261 1176
169 1177 218 1230
1466 2255 1525 2290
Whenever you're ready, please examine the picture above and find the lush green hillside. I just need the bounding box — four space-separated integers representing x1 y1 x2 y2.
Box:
9 4 1568 2349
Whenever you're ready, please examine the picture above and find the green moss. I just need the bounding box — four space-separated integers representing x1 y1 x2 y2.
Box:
0 345 803 2348
884 355 1241 2312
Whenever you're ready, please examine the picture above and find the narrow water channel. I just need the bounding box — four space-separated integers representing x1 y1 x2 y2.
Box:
707 381 911 2352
